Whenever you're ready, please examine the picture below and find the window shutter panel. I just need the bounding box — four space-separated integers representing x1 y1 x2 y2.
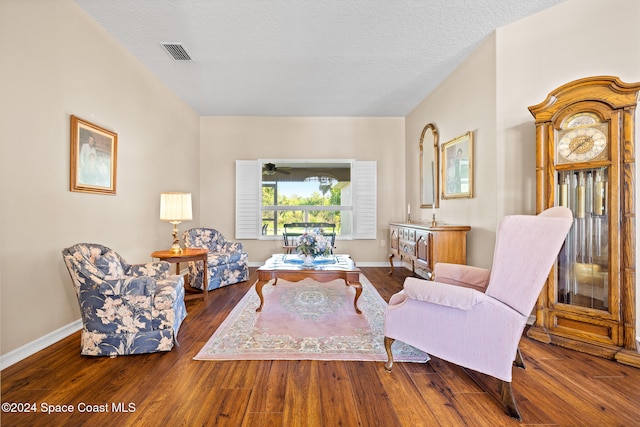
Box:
352 161 377 239
235 160 260 239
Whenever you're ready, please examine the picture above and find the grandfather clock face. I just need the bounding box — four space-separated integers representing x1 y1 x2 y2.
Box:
556 113 609 165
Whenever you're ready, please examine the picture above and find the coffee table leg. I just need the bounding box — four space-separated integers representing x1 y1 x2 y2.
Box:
347 280 362 314
255 278 277 312
255 280 267 312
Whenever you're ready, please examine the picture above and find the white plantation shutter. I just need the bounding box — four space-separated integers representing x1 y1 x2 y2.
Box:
352 161 377 239
235 160 261 239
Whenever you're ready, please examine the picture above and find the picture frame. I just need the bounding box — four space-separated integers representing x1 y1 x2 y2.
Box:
70 115 117 195
441 131 473 199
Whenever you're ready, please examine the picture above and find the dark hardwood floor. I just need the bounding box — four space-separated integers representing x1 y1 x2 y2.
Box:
2 267 640 426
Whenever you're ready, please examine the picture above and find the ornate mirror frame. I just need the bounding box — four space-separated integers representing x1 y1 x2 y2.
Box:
420 123 440 208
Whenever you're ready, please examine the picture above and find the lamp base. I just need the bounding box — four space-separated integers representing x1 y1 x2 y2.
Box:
170 244 183 254
169 222 183 253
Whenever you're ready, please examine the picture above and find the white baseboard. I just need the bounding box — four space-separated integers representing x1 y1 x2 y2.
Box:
1 319 82 370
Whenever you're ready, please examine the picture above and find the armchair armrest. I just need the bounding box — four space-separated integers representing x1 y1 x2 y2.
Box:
401 277 483 310
433 263 490 292
127 261 171 279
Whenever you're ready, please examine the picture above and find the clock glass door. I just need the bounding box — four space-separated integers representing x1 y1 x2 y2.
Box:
556 167 609 310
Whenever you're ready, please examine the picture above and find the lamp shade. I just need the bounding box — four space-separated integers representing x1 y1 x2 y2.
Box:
160 192 193 222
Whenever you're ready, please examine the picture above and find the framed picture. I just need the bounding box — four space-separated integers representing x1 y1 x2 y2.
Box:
441 131 473 199
70 115 117 195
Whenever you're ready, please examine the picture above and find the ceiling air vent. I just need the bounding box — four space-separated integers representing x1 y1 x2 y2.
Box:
160 43 192 61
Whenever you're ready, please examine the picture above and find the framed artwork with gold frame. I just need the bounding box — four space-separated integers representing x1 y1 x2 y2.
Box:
70 115 117 195
441 131 473 199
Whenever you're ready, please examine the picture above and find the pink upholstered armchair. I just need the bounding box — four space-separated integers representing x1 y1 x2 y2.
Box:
383 207 572 420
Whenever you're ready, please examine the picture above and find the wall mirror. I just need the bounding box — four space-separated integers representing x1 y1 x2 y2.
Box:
420 123 440 208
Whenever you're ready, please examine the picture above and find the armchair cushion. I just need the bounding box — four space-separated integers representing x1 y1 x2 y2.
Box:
402 277 482 310
208 251 244 267
128 261 171 279
433 263 490 292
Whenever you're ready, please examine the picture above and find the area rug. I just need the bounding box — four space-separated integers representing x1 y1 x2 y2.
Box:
194 274 429 362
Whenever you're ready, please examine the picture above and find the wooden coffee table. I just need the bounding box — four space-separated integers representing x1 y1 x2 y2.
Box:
254 254 362 314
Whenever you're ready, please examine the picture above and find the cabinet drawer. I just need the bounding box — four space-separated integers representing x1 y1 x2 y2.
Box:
399 240 415 257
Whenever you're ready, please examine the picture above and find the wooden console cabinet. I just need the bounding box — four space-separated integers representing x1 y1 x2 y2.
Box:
389 222 470 279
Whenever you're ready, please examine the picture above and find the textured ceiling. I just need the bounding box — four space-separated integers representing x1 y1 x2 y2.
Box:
75 0 564 117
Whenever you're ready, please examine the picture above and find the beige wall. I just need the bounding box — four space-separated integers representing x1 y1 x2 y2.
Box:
495 0 640 218
199 116 405 264
406 0 640 333
405 33 498 268
0 0 200 355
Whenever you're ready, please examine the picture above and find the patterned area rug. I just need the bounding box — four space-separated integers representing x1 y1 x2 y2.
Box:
194 274 429 362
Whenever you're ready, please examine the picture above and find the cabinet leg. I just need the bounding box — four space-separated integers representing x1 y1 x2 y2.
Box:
388 253 395 274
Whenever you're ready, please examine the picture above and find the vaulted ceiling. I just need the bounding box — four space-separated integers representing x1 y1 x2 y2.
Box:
75 0 564 117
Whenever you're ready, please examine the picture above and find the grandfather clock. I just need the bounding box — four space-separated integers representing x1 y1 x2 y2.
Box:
527 76 640 368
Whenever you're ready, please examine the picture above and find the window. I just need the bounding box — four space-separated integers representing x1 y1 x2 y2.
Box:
260 161 350 236
236 160 376 239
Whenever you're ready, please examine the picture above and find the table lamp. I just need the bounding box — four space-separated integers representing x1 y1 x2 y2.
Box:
160 192 193 253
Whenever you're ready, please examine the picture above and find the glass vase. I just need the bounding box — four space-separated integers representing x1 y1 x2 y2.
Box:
302 255 315 267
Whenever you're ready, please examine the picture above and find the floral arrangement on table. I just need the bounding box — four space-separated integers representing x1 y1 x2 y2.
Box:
296 229 331 258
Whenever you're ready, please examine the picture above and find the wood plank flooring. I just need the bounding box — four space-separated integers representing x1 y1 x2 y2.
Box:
2 267 640 426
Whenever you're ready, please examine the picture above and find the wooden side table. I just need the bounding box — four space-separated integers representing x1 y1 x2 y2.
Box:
151 248 209 301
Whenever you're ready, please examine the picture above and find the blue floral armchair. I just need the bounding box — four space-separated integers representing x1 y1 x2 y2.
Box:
182 228 249 290
62 243 187 357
